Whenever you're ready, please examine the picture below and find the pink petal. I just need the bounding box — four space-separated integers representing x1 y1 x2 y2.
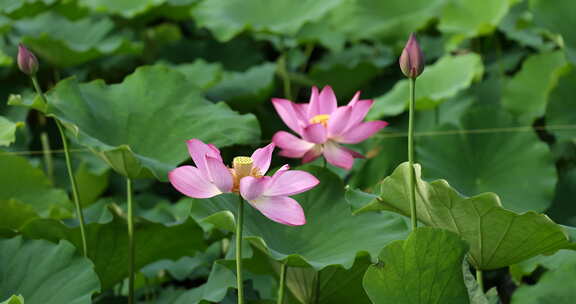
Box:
169 166 222 198
307 86 320 119
240 176 270 201
309 86 338 117
264 169 319 197
346 91 361 107
327 106 352 137
186 139 222 177
323 141 354 170
339 121 388 144
272 98 306 134
205 156 234 193
273 131 314 158
302 146 322 163
251 143 275 175
301 123 327 144
248 196 306 226
344 99 374 133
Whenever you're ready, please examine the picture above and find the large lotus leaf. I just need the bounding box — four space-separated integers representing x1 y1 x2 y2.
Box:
546 68 576 143
0 153 71 218
498 1 548 49
0 117 23 147
439 0 514 46
20 209 207 290
77 0 166 18
13 12 141 67
417 107 556 213
326 0 446 42
511 257 576 304
368 53 483 118
283 254 372 304
530 0 576 64
363 227 470 304
350 163 570 270
502 51 568 123
0 0 56 17
0 236 100 304
171 59 223 91
187 166 409 270
192 0 344 42
206 63 276 110
155 262 236 304
510 249 576 284
0 295 24 304
43 65 260 181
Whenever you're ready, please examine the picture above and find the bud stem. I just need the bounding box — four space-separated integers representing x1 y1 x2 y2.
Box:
408 78 417 231
277 262 287 304
30 75 88 257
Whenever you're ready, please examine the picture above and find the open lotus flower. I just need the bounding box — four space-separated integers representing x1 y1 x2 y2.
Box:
271 86 388 170
169 139 319 226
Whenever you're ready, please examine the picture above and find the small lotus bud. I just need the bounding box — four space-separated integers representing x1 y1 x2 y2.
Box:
399 33 424 79
17 43 39 76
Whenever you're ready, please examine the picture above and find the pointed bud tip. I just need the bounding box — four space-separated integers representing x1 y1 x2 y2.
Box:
17 43 38 76
399 33 424 79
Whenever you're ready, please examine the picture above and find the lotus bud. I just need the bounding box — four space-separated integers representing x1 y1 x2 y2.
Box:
399 33 424 79
17 43 39 76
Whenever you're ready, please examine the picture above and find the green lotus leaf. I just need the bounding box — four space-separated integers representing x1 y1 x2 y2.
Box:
530 0 576 64
0 236 100 304
0 117 23 147
77 0 167 18
368 53 484 118
42 65 260 180
326 0 446 42
191 0 344 42
439 0 514 47
546 68 576 144
206 63 276 110
498 2 549 49
502 50 569 123
19 208 207 290
14 12 142 67
363 227 470 304
187 166 409 270
350 162 570 270
511 254 576 303
0 295 24 304
0 153 71 218
171 59 223 91
417 107 556 213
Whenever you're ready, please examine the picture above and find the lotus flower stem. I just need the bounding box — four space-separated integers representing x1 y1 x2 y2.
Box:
278 55 293 100
55 120 88 257
476 269 484 292
408 78 417 231
40 131 53 181
126 178 135 304
277 262 287 304
31 75 89 256
236 195 245 304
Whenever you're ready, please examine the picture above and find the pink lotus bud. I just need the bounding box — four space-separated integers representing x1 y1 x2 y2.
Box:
17 43 38 76
399 33 424 79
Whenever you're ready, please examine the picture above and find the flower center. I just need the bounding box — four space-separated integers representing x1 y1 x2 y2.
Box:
310 114 330 127
231 156 262 193
232 156 253 179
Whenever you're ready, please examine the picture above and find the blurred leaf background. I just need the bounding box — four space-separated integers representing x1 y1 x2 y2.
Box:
1 0 576 303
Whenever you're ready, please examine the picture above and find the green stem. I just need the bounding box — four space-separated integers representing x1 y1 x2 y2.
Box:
277 262 287 304
408 78 417 231
55 120 88 257
40 131 53 181
278 55 293 100
127 178 135 304
476 269 484 292
31 75 88 256
236 196 245 304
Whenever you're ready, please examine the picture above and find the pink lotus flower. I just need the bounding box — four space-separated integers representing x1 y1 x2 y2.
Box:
271 86 388 170
169 139 319 226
